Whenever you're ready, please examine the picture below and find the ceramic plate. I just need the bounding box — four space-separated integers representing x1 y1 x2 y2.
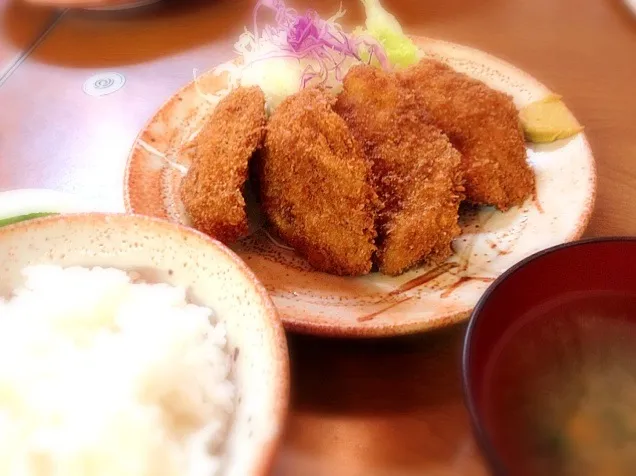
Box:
124 37 596 337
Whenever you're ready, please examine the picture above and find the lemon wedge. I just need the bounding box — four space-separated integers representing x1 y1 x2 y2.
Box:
520 94 583 143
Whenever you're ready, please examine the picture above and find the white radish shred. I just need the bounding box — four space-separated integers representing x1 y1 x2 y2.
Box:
0 265 234 476
136 139 189 175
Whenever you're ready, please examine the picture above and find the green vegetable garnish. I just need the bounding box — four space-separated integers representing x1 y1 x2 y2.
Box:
519 94 584 143
0 213 56 228
356 0 420 68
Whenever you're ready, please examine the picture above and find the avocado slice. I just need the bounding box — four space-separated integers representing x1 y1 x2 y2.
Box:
520 94 583 143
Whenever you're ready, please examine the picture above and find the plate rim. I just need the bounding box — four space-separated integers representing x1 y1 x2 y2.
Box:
123 36 597 338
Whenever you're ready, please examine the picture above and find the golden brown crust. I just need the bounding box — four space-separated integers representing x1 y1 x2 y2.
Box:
398 59 534 211
335 65 464 276
260 88 378 276
180 86 266 244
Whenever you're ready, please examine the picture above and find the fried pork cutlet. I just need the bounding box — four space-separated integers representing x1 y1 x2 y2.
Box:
180 86 266 244
398 59 534 211
260 88 378 276
335 65 464 276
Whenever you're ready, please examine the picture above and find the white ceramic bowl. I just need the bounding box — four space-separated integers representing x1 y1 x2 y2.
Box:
0 213 289 476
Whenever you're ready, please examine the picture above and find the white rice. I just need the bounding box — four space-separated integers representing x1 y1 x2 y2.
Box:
0 265 234 476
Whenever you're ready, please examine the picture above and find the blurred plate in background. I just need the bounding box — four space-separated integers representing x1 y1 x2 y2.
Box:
21 0 162 10
0 188 104 227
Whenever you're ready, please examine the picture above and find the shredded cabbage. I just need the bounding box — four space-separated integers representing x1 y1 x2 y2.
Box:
200 0 392 111
196 0 420 111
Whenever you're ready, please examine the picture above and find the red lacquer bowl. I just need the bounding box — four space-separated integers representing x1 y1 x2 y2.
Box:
462 237 636 475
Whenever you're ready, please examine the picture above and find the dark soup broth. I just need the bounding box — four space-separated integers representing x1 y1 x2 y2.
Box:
483 291 636 476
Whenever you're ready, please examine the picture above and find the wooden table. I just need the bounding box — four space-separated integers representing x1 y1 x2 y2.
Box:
1 0 635 474
0 0 57 78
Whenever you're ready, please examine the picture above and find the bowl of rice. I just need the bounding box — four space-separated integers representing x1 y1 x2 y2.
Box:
0 213 289 476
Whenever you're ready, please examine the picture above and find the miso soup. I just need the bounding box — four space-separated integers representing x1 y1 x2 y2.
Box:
482 291 636 476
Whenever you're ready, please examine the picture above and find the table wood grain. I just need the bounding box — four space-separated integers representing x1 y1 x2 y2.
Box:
1 0 635 474
0 0 57 79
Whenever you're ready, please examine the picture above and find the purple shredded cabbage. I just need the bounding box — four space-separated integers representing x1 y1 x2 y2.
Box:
249 0 390 89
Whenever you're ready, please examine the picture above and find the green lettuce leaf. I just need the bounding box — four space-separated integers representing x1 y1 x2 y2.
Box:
358 0 419 68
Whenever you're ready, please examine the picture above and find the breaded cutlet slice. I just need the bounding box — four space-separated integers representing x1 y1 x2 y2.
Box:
180 86 266 244
398 59 534 210
335 65 464 276
260 88 378 276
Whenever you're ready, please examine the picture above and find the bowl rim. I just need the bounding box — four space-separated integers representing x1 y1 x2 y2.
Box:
461 235 636 474
0 212 290 476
